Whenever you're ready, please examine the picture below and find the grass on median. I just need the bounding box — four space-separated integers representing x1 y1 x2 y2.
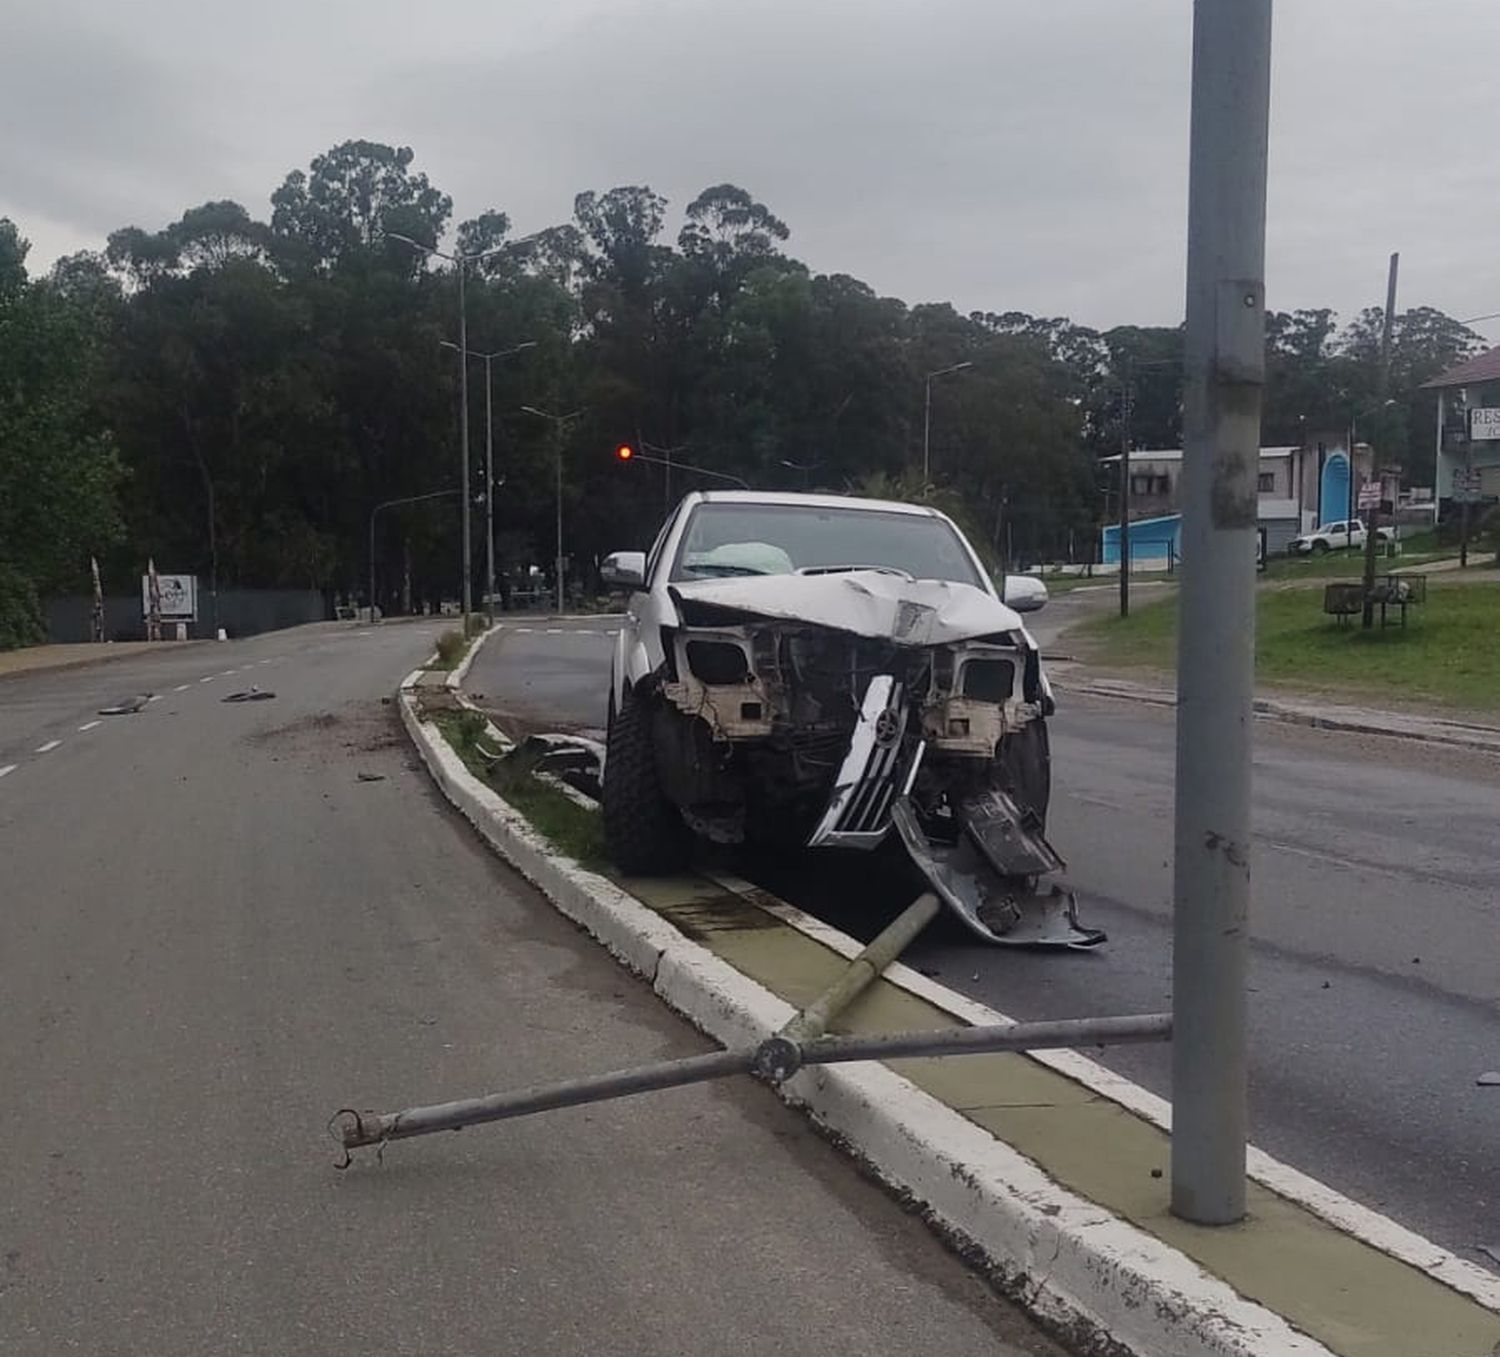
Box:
429 628 468 671
430 708 608 866
1072 580 1500 712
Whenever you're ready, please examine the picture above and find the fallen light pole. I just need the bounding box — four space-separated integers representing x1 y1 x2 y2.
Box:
331 890 1170 1157
1170 0 1272 1226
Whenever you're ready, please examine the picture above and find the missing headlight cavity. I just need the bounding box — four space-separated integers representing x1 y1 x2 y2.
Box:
685 639 751 685
961 658 1014 703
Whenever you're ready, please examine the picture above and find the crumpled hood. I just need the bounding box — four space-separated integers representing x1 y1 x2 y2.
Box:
668 571 1025 646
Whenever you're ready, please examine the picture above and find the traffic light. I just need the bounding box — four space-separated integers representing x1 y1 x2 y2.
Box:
615 443 635 462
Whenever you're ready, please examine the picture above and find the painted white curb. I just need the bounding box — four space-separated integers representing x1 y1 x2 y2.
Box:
399 685 1341 1357
716 873 1500 1315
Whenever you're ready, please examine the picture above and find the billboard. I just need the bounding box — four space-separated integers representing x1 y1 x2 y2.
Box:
141 573 198 621
1470 408 1500 441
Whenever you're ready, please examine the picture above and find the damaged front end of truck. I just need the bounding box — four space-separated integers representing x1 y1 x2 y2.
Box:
605 571 1103 949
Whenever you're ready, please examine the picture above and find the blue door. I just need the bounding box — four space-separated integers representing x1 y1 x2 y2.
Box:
1320 453 1349 526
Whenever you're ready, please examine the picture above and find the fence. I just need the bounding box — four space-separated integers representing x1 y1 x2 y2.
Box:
44 589 330 643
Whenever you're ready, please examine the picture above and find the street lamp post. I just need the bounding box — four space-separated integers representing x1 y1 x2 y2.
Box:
368 488 461 623
387 233 509 622
442 341 538 621
922 362 973 489
638 437 689 510
522 406 582 613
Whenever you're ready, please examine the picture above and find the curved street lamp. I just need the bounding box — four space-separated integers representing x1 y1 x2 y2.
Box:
387 233 510 620
521 406 583 613
368 488 461 623
922 362 973 488
441 340 538 619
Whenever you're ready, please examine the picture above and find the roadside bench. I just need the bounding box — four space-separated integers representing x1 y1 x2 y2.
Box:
1323 573 1427 628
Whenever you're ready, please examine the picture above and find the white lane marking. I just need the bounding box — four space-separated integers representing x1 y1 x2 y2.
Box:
148 695 163 703
174 683 191 692
0 765 15 780
219 669 237 676
35 740 61 753
199 676 215 683
78 720 101 732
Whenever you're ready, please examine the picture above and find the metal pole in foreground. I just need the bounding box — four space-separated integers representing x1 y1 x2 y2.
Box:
1171 0 1272 1226
1119 362 1132 617
1363 252 1400 629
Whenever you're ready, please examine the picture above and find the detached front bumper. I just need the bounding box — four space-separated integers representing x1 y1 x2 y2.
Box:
805 675 1104 949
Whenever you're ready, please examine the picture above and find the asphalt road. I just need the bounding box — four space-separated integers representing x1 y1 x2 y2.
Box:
469 604 1500 1270
0 622 1061 1357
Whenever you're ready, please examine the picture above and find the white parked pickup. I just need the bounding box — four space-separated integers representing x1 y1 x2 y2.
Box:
1286 518 1395 555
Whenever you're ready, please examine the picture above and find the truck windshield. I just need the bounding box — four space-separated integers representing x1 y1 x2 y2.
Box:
672 502 985 589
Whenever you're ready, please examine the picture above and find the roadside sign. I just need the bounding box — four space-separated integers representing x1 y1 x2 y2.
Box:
141 573 197 621
1470 408 1500 440
1453 468 1484 503
1358 483 1382 509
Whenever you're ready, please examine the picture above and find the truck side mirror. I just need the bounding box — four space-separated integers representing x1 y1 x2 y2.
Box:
1002 575 1048 613
600 551 646 590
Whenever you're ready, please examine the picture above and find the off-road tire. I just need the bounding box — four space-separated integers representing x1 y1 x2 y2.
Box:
998 719 1052 832
603 688 689 875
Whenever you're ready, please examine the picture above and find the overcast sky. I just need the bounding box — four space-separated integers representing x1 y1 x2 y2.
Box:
4 1 1497 339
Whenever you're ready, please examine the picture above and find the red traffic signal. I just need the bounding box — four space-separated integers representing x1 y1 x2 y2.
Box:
615 444 635 462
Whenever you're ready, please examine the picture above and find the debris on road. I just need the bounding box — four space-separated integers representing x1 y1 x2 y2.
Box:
1477 1072 1500 1087
356 772 386 783
98 694 152 715
511 733 605 800
222 686 275 703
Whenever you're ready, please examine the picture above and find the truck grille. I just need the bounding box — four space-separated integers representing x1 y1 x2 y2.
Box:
807 674 922 849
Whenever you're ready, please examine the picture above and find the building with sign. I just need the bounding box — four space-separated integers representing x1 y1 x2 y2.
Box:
1098 438 1375 566
1422 344 1500 514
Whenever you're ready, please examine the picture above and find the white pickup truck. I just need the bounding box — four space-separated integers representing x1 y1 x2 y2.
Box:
1286 518 1395 556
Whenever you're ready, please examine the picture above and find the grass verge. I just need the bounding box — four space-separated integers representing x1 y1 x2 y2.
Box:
430 707 607 866
1072 580 1500 712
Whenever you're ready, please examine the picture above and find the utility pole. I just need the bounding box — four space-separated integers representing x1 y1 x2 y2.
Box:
1171 0 1271 1227
1362 252 1400 628
1119 360 1132 617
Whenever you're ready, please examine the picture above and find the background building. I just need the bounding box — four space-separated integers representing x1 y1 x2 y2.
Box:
1424 344 1500 517
1099 439 1375 566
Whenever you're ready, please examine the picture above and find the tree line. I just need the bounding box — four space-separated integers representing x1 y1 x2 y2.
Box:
0 137 1486 645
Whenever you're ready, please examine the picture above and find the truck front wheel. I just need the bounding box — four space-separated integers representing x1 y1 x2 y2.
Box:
603 688 689 875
